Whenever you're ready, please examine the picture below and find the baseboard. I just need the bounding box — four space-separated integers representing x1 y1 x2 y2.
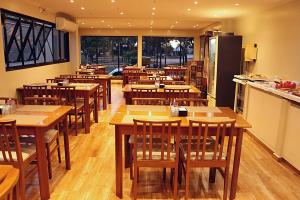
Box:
245 130 300 175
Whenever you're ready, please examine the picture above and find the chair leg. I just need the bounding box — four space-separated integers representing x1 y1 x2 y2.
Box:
178 161 182 185
19 169 26 200
174 166 178 200
130 145 133 180
68 115 71 127
57 138 61 163
223 167 230 200
163 168 166 182
75 113 78 136
46 143 52 179
209 168 217 183
133 165 138 200
185 166 190 200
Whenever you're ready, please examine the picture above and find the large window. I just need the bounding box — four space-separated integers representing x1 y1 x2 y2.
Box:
142 36 194 68
1 9 69 71
81 36 137 75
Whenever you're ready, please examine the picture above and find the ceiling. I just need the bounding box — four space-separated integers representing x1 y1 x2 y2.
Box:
23 0 291 30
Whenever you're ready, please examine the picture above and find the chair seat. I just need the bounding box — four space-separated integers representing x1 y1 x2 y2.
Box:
76 98 94 105
69 102 84 113
179 142 226 161
19 129 59 144
0 143 36 162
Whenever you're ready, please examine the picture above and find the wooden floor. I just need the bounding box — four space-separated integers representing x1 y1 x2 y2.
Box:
26 83 300 200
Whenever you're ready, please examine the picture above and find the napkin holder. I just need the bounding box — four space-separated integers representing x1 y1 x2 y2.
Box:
178 107 188 116
159 84 165 88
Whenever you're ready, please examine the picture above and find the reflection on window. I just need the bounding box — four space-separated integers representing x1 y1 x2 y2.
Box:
81 36 138 75
1 9 69 71
142 36 194 68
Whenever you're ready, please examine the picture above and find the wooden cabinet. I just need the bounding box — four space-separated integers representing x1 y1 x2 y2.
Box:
186 60 207 99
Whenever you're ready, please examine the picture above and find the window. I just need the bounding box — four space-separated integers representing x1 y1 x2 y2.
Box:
1 9 69 71
81 36 137 75
142 36 194 68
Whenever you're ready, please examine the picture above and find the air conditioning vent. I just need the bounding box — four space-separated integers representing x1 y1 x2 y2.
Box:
56 17 78 32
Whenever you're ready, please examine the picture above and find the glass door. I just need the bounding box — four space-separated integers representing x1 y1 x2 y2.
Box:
208 37 217 98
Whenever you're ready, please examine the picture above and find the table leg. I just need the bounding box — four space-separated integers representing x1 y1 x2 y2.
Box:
115 126 123 198
108 79 112 104
230 129 244 200
124 135 130 168
94 90 98 123
102 81 107 110
84 93 90 134
63 116 71 170
35 128 50 200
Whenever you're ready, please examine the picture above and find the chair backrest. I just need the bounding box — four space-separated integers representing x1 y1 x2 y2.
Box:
176 98 208 106
0 120 23 165
132 98 165 105
137 80 155 85
149 76 167 81
187 119 236 164
133 119 181 162
71 78 93 83
164 88 190 102
46 78 63 83
24 97 59 105
131 88 157 98
51 86 76 107
0 98 18 105
128 76 140 84
60 74 77 79
23 85 47 98
0 167 19 200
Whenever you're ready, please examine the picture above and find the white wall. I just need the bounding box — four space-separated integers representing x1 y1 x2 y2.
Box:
224 0 300 81
0 0 76 97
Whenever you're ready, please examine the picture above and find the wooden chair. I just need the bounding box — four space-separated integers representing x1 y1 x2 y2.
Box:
132 119 181 200
176 98 208 106
128 76 140 84
0 119 37 200
23 85 48 101
0 166 19 200
131 88 157 99
180 118 236 200
22 97 61 179
132 98 165 105
164 88 190 105
149 76 167 81
60 74 77 79
0 97 18 105
51 86 84 136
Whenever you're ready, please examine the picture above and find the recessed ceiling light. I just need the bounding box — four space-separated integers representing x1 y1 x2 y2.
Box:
111 0 116 2
152 12 155 15
194 1 198 4
90 26 94 29
235 3 240 6
70 0 75 3
81 6 85 10
187 8 191 11
101 20 105 23
81 22 85 24
120 11 124 15
107 24 111 27
150 26 153 29
175 21 178 24
152 7 156 10
213 14 217 17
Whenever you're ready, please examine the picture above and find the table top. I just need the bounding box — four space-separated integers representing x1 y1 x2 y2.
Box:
0 105 72 127
164 67 187 70
19 83 99 91
122 84 200 94
110 105 251 128
75 74 112 80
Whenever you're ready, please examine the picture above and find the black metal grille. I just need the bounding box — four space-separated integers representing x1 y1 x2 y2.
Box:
1 9 70 71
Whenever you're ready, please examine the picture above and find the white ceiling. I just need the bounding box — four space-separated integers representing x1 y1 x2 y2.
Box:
23 0 291 30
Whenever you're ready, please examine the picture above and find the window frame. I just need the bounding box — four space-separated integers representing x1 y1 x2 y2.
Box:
1 9 70 71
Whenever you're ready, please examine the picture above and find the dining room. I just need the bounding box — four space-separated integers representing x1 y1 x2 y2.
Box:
0 0 300 200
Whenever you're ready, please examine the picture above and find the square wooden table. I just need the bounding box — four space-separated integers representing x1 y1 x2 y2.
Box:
0 105 72 200
122 84 201 104
110 105 251 199
17 83 99 133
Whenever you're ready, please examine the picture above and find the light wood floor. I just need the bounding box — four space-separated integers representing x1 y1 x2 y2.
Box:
26 83 300 200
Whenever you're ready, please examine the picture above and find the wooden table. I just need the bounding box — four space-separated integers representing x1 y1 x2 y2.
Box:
76 66 106 75
17 83 99 133
122 84 200 104
164 66 187 76
110 105 251 199
140 76 173 81
0 105 72 200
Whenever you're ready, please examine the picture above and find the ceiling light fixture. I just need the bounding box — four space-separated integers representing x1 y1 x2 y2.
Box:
90 26 94 29
81 6 85 10
111 0 116 2
187 8 191 11
120 11 124 15
101 20 105 23
194 1 198 4
70 0 75 3
81 22 85 24
235 3 240 6
152 12 155 15
152 7 156 10
175 21 178 24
